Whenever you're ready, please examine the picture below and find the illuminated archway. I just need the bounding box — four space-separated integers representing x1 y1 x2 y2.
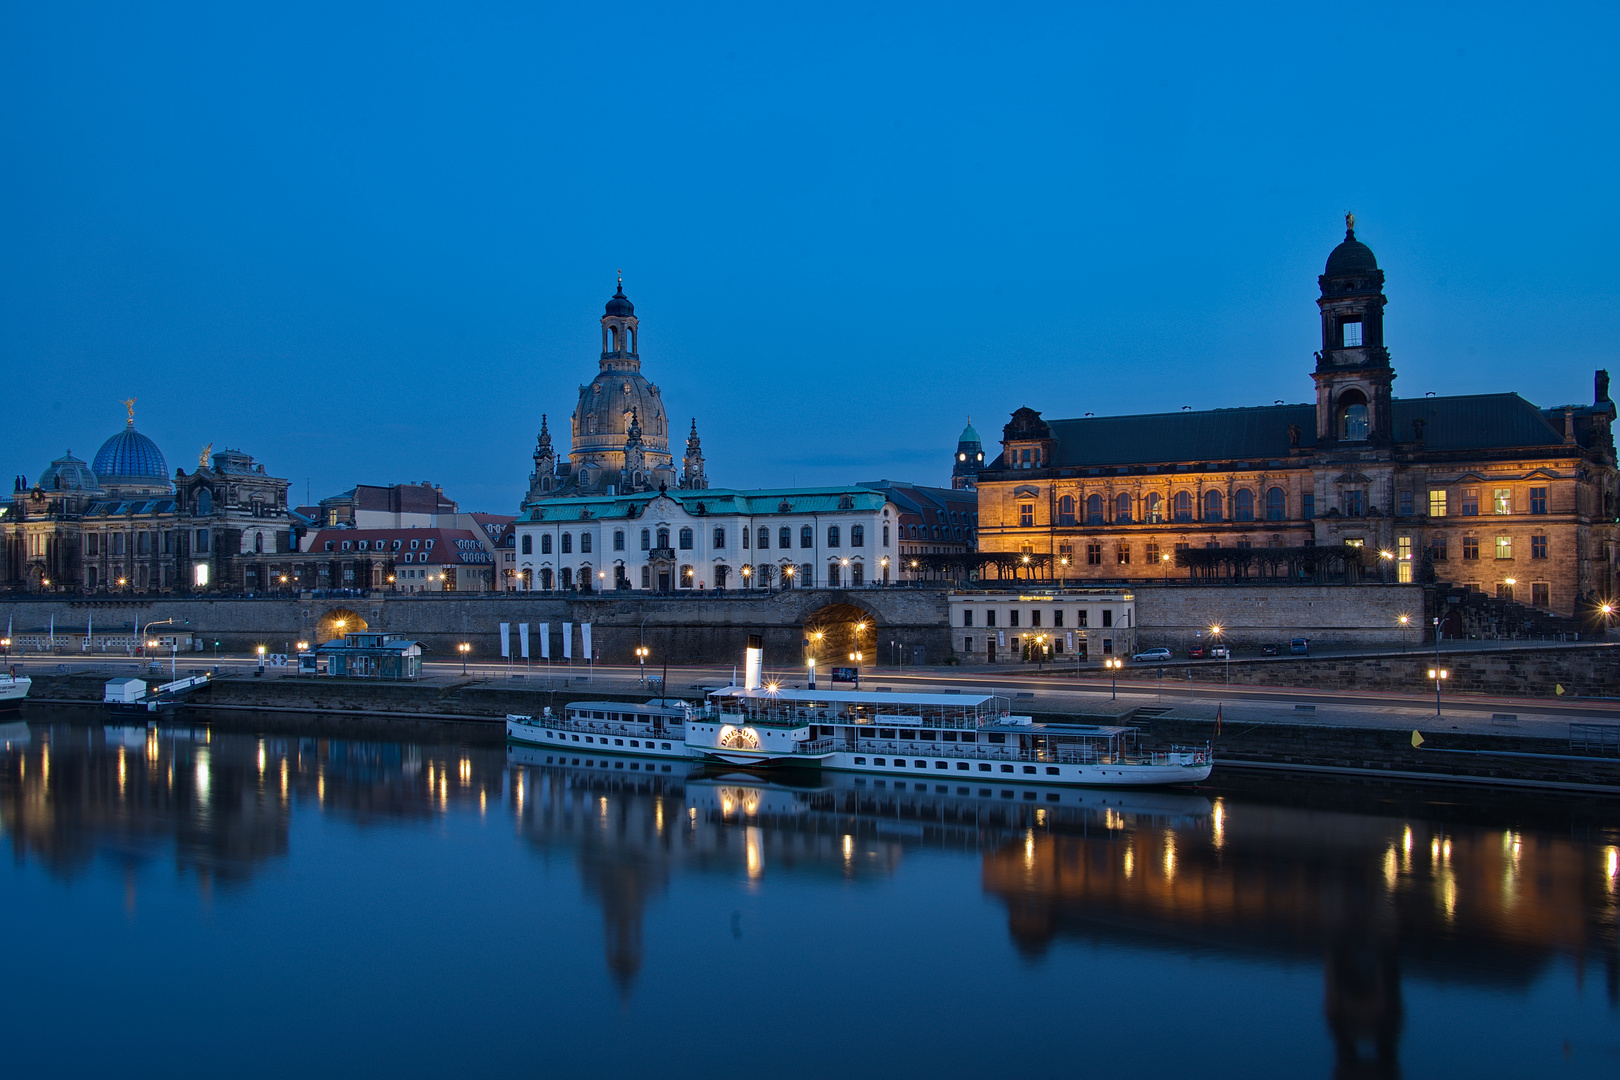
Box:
317 608 367 644
803 602 878 668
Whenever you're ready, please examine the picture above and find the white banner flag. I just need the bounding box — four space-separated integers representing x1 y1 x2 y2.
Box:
581 622 592 661
563 621 573 659
519 623 530 659
998 630 1006 647
539 623 550 660
1066 631 1074 650
499 622 511 658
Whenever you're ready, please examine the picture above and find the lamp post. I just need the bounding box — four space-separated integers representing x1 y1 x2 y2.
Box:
1378 549 1393 583
256 644 266 677
841 558 850 588
1399 613 1410 652
848 651 862 690
1503 577 1516 603
1105 656 1122 700
783 565 794 591
1210 623 1228 684
458 641 471 675
806 656 816 690
1602 602 1615 636
741 565 752 591
1161 552 1172 583
635 645 649 684
1428 665 1449 716
879 556 888 586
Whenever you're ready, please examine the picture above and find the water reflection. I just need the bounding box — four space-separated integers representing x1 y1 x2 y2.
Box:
1 717 1615 1076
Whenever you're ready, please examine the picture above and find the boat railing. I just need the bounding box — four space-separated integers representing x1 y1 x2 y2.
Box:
796 738 836 754
539 718 684 740
842 740 1211 767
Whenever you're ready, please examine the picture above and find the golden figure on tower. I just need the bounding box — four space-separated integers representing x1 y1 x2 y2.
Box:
120 397 137 425
199 443 213 469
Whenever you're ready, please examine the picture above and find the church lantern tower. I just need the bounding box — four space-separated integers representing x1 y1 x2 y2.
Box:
680 419 709 490
523 415 557 506
952 418 984 490
1313 214 1395 445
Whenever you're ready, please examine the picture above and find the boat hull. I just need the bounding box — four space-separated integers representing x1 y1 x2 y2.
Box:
0 678 30 711
815 750 1211 786
506 716 695 758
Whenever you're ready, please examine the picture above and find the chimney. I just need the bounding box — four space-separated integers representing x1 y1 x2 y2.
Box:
1565 408 1577 445
744 634 763 690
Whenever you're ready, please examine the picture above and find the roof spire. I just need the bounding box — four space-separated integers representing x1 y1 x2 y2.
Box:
616 268 623 291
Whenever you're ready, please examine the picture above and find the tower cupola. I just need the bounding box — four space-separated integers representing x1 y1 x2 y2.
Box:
952 417 984 490
1313 214 1396 444
601 272 640 373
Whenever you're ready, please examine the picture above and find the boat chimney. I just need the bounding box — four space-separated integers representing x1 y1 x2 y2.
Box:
744 634 763 690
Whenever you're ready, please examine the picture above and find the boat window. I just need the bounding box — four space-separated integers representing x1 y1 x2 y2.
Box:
872 758 882 765
571 735 579 741
614 739 624 746
936 785 949 794
585 736 593 743
899 730 915 740
957 762 969 770
593 711 606 719
934 761 948 769
943 731 957 742
978 763 991 772
630 740 639 747
1001 764 1014 773
1046 792 1059 801
913 760 926 768
958 787 970 795
960 733 976 743
661 743 671 750
979 788 992 797
879 728 896 739
1023 765 1036 774
1023 791 1036 800
661 765 671 772
1045 767 1060 775
988 734 1005 744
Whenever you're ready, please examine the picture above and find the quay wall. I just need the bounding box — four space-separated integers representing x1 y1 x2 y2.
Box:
1132 584 1429 650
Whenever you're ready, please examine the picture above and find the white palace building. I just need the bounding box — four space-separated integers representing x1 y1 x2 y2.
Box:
512 281 900 591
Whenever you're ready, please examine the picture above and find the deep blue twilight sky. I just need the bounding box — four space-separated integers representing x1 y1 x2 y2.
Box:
3 2 1617 513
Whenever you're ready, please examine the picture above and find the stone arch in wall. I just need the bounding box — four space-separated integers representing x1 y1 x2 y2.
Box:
317 607 368 643
802 601 878 669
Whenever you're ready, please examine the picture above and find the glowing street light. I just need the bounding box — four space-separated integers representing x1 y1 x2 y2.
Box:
1104 656 1123 699
256 643 267 677
1399 613 1411 652
458 641 471 675
1428 666 1449 716
635 644 650 683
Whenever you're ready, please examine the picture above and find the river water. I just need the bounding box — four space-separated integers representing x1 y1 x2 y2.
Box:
2 707 1616 1079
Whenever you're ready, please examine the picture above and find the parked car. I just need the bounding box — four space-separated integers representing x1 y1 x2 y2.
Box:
1260 643 1280 656
1210 646 1230 659
1131 647 1172 663
1290 637 1311 655
1187 645 1205 659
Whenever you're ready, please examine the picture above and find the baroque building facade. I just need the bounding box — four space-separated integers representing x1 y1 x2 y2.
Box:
521 278 709 505
975 219 1619 617
1 407 297 594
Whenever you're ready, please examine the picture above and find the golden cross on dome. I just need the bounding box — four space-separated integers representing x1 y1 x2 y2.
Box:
120 397 137 425
617 268 623 288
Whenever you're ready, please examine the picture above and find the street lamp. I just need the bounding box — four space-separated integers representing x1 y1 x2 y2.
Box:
1210 623 1228 684
1378 549 1393 583
1105 656 1123 700
741 565 752 590
256 644 266 677
806 656 816 690
1428 666 1449 716
1503 577 1516 602
1161 552 1172 583
458 642 471 675
848 651 862 690
635 645 649 683
1399 613 1411 652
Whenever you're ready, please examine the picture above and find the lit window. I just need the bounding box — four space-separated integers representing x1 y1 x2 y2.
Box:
1495 535 1513 560
193 563 209 587
1493 488 1512 515
1342 320 1363 347
1429 490 1448 517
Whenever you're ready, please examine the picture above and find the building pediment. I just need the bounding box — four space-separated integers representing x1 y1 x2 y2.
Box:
1013 484 1040 497
1334 472 1373 485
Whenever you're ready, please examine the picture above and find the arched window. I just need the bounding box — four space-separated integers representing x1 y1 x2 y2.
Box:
679 564 694 588
758 526 770 549
521 535 532 555
800 525 813 548
657 527 670 548
1233 489 1255 522
1266 487 1286 521
779 526 792 548
561 533 573 554
254 531 264 553
678 527 694 550
713 527 726 548
580 533 592 553
613 530 625 551
1338 389 1369 441
541 535 552 554
1115 493 1132 524
1056 495 1076 525
609 325 620 351
1145 493 1163 523
641 528 651 550
1204 490 1223 522
1085 494 1104 525
1173 491 1193 522
851 524 864 546
559 567 573 589
827 525 841 547
714 565 729 588
196 489 212 515
540 568 553 590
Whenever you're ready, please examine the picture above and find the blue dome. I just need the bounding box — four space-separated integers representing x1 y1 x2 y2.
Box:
38 452 99 492
93 424 168 481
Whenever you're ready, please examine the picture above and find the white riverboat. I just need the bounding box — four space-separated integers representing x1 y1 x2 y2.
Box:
505 697 700 760
0 673 31 711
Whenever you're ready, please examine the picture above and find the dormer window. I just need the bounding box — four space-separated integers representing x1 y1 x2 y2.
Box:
1342 320 1363 347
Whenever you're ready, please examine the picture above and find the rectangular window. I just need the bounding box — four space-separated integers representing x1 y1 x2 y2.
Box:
1431 535 1448 561
1397 535 1411 560
562 533 572 554
1398 491 1413 516
1030 610 1041 627
713 527 726 549
195 529 209 554
963 637 972 653
1019 503 1034 527
1529 487 1547 514
1462 488 1479 516
580 533 591 553
641 529 650 551
1145 541 1161 565
741 528 749 549
1463 536 1479 560
113 533 126 555
826 526 840 548
882 525 889 546
1344 490 1364 516
1429 490 1448 517
1398 561 1413 583
1053 610 1064 627
1058 542 1074 562
1009 610 1020 628
986 611 996 627
758 527 769 549
1301 494 1315 520
1342 320 1363 347
614 530 625 551
851 525 865 547
1493 488 1512 515
962 610 973 627
1495 535 1513 560
1101 609 1113 628
1531 583 1550 607
780 527 792 549
1117 545 1130 565
1531 534 1547 559
1086 543 1102 565
1077 610 1088 627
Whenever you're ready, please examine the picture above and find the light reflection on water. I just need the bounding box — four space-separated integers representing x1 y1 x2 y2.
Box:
1 712 1617 1079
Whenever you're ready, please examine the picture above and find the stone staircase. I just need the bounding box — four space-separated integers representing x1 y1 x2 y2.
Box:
1431 580 1591 641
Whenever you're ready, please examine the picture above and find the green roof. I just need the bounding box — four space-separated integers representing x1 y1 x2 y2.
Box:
519 486 890 523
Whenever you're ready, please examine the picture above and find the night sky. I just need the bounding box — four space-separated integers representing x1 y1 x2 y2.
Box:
3 2 1616 513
